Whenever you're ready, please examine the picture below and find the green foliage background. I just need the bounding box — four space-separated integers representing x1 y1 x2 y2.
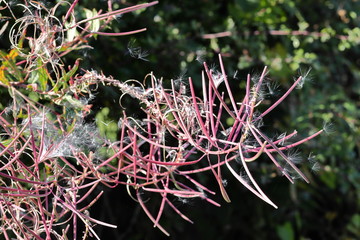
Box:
1 0 359 239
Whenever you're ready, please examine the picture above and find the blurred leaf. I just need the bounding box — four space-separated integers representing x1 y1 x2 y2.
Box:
319 169 337 189
276 222 295 240
96 107 118 141
347 214 360 237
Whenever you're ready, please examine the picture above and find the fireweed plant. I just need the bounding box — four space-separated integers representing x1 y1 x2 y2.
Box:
0 1 325 239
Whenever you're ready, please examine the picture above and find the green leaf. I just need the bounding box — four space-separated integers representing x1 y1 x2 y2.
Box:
84 8 101 33
0 138 14 147
319 170 337 189
347 214 360 236
64 15 79 43
28 58 50 91
276 222 295 240
54 94 84 109
54 59 80 92
60 59 79 83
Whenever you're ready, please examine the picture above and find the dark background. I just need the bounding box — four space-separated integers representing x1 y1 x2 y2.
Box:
1 0 359 239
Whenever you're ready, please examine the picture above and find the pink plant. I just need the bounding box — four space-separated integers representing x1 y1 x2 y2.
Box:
90 55 324 235
0 0 324 239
